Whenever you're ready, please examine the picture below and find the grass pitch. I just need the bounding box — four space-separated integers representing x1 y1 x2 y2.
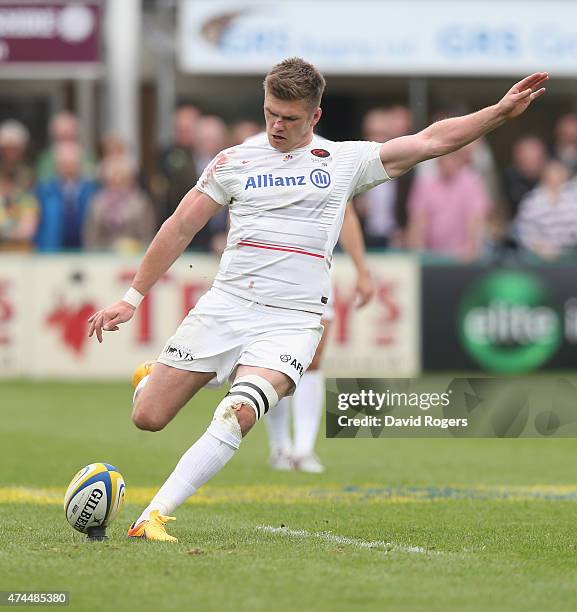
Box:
2 380 577 611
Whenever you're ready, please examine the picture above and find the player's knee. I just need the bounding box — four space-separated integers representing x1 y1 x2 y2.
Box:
131 403 166 432
210 400 254 441
209 375 279 446
132 412 165 432
233 403 257 437
227 375 279 425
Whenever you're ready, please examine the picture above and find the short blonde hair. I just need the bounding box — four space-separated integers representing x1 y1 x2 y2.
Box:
264 57 326 109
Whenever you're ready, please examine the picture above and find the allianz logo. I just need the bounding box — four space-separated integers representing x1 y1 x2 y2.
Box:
244 169 331 190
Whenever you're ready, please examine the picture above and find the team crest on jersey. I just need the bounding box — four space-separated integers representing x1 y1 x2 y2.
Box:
311 148 330 158
282 154 293 161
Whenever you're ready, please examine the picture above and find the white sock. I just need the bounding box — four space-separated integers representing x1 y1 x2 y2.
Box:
135 422 238 524
292 370 324 458
265 397 292 456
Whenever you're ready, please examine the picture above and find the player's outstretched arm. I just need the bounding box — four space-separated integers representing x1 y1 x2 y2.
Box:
380 72 548 179
88 189 222 342
339 201 374 307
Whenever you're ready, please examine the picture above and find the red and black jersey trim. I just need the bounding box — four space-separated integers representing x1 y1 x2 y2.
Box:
237 239 325 259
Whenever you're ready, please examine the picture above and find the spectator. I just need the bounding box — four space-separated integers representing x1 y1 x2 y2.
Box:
99 132 128 162
552 113 577 176
453 137 507 250
192 115 230 252
361 107 392 142
155 105 201 226
515 160 577 259
503 136 548 221
467 137 506 221
193 115 229 172
206 120 259 255
0 120 34 191
230 120 264 146
420 109 503 230
35 142 98 251
407 147 492 261
354 106 414 247
84 155 156 252
0 169 39 251
36 110 95 181
386 105 413 141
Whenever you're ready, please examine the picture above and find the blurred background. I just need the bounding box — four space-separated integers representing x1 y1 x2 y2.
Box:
1 0 577 380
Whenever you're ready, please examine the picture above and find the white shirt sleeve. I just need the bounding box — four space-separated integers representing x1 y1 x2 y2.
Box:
351 141 391 197
194 152 231 206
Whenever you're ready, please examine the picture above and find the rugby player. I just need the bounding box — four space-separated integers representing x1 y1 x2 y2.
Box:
265 200 374 473
88 58 547 541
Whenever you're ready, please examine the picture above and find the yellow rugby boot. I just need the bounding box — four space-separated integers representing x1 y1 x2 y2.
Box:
131 361 155 389
127 510 178 543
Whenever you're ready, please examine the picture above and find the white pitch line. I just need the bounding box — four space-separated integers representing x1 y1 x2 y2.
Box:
256 525 428 554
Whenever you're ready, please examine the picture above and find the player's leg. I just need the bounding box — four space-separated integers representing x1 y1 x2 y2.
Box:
129 287 247 539
131 363 215 431
264 320 330 471
292 319 331 473
126 365 217 541
130 286 232 430
129 298 322 541
265 397 293 470
129 365 290 541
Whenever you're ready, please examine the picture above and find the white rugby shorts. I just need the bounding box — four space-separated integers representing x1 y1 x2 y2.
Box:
323 289 334 322
157 287 323 388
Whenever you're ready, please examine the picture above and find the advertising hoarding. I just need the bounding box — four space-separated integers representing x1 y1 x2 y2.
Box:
0 2 101 64
0 253 419 379
422 264 577 373
180 0 577 76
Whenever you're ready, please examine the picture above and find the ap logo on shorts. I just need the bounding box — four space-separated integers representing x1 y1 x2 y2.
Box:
310 169 331 189
280 354 292 363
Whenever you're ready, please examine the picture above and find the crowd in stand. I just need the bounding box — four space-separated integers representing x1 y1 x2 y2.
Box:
0 107 262 254
355 106 577 261
2 103 577 261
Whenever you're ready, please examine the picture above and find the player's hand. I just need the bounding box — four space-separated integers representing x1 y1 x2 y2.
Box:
355 271 375 308
497 72 548 120
87 300 136 343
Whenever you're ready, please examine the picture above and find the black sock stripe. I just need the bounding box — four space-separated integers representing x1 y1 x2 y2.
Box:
231 381 270 414
225 391 261 419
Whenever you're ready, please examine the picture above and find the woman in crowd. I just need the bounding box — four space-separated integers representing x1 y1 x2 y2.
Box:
84 155 156 252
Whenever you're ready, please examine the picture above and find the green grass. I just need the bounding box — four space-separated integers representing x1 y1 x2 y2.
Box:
1 380 577 611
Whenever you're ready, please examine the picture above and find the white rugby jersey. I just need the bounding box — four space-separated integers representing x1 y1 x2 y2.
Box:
195 132 390 314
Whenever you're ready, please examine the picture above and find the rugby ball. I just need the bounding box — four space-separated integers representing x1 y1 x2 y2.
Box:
63 463 125 533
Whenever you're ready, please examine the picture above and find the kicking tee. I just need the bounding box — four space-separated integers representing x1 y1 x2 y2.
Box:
195 132 390 315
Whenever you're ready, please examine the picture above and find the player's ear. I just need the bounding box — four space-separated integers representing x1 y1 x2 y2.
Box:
311 107 322 128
